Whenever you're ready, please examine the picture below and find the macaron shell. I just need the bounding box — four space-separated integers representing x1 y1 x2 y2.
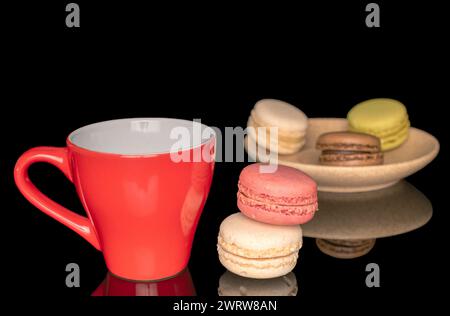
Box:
237 163 318 225
247 128 305 155
252 99 308 133
349 116 410 138
239 163 318 202
248 114 305 141
247 116 306 155
218 246 298 279
347 98 408 131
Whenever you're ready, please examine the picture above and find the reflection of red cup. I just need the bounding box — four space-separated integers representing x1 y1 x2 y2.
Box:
92 269 196 296
14 118 215 281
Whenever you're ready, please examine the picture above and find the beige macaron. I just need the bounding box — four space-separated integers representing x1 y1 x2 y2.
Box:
217 212 302 279
247 99 308 155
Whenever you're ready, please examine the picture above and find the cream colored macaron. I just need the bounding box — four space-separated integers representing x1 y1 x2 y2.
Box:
217 212 302 279
218 271 298 296
247 99 308 155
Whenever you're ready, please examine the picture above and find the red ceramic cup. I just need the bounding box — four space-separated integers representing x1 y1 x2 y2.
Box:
14 118 215 281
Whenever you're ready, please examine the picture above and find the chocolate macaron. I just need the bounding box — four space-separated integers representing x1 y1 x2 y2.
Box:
316 131 383 166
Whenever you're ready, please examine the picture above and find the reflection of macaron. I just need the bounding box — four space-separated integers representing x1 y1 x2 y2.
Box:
316 131 383 166
217 213 302 279
316 239 376 259
247 99 308 154
237 163 318 225
218 271 298 296
347 98 410 151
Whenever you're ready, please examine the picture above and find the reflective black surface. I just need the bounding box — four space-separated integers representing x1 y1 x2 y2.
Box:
3 0 447 312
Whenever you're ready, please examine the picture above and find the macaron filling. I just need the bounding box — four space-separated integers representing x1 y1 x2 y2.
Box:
249 113 306 141
218 234 302 259
238 182 317 206
320 152 383 163
349 115 410 137
247 116 306 154
377 125 409 148
218 246 299 269
237 182 318 216
238 192 318 215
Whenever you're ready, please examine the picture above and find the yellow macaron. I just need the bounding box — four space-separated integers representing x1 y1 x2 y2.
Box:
347 98 410 151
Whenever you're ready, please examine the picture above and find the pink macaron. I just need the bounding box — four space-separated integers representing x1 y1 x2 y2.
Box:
237 163 318 225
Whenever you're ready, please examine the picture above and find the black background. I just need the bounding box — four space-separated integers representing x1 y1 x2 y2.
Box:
2 0 448 313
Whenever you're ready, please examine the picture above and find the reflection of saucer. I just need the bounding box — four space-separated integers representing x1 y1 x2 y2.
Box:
218 271 298 296
303 181 432 239
92 269 196 296
302 181 432 258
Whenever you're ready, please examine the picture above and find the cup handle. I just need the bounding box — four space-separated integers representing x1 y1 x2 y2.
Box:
14 146 101 250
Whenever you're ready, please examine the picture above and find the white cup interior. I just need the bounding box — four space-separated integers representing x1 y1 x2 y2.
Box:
68 118 215 155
